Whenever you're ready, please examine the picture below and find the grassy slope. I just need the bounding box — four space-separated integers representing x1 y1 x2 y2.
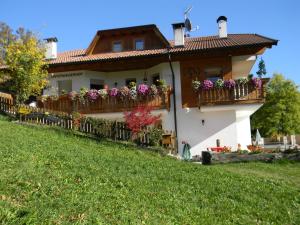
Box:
0 115 299 225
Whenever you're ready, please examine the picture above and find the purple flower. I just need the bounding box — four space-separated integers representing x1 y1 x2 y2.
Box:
86 89 99 101
224 79 236 89
251 77 262 89
202 80 214 90
137 84 149 95
109 88 119 97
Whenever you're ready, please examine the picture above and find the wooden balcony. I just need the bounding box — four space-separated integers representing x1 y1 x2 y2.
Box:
37 91 171 114
198 78 269 106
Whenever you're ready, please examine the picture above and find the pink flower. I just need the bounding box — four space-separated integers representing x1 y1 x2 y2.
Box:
86 89 99 101
137 84 149 95
202 80 214 90
109 88 118 97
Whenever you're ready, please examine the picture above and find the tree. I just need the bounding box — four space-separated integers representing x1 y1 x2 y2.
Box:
124 105 161 138
251 74 300 137
4 36 48 104
0 22 35 64
256 58 267 78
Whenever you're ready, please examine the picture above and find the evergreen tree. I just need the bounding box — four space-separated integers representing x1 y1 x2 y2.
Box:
256 58 267 78
251 74 300 137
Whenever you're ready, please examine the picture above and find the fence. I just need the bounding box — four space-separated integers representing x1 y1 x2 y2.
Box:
0 92 176 149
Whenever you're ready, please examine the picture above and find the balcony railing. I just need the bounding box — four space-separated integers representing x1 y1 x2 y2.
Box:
198 78 268 106
37 91 171 114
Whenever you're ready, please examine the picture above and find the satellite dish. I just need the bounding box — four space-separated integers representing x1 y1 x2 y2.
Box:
184 18 192 32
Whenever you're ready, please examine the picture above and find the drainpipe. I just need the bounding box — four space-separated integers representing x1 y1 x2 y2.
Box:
167 48 179 153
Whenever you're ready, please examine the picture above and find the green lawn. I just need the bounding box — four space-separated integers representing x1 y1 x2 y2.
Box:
0 115 299 225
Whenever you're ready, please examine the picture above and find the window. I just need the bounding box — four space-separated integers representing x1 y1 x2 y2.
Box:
152 74 160 86
90 79 104 90
125 78 136 87
57 80 72 95
112 41 122 52
204 67 222 82
135 39 144 50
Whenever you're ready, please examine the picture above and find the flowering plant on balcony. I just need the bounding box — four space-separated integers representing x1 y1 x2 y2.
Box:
98 89 108 99
237 77 249 85
119 86 130 99
251 77 262 88
192 80 201 92
109 88 119 97
137 84 149 95
214 79 224 89
68 91 77 101
157 79 168 93
224 79 236 89
79 87 88 103
202 80 214 90
129 89 137 100
149 84 158 97
86 89 99 102
128 81 136 90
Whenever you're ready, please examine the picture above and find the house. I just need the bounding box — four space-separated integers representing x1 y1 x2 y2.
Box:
42 16 277 156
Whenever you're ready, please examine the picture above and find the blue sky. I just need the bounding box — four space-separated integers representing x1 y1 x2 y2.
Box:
1 0 299 84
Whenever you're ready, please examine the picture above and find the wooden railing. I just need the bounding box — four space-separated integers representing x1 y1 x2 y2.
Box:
198 78 269 106
0 92 15 115
37 91 171 114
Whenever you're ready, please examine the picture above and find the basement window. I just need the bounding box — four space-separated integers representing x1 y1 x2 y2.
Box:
112 41 122 52
204 67 222 82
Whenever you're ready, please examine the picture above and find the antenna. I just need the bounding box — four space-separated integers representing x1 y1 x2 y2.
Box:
183 6 199 35
184 6 193 19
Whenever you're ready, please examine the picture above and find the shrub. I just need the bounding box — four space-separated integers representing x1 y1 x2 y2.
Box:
148 127 163 146
124 105 161 138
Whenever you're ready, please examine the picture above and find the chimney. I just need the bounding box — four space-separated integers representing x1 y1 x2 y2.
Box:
217 16 228 38
172 23 185 47
44 37 58 59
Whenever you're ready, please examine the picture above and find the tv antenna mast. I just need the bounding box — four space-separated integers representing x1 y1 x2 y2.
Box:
184 6 199 36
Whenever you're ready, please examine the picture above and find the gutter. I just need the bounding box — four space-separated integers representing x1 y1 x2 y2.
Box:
167 47 179 153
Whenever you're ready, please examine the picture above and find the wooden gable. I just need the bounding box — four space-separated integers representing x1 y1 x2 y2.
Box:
85 24 169 55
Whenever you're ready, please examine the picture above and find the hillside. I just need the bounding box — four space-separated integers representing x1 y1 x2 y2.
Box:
0 115 299 224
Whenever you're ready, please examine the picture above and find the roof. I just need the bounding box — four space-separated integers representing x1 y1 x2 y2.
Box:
46 33 278 66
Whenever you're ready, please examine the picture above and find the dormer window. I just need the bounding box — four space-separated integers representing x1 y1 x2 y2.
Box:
135 39 144 50
112 41 122 52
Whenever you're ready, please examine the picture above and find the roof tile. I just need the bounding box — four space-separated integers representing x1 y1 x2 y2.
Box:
48 34 277 65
